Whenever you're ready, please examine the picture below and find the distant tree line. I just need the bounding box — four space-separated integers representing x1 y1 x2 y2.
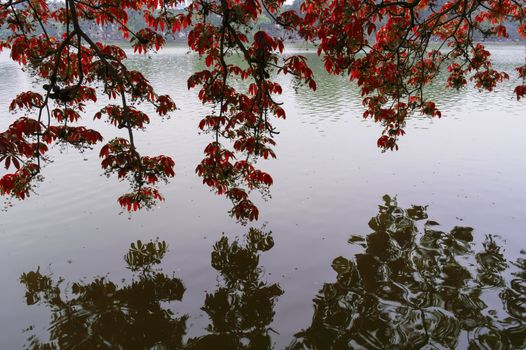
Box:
0 0 307 42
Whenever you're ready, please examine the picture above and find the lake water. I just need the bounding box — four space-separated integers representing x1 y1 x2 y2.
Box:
0 44 525 349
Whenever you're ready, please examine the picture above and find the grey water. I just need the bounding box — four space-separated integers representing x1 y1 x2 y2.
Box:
0 44 525 349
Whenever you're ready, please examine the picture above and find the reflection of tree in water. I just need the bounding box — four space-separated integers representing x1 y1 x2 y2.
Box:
20 228 282 350
288 195 526 350
186 228 283 350
19 204 526 350
20 239 187 349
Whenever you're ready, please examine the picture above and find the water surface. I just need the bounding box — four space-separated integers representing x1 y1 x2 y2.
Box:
0 44 525 349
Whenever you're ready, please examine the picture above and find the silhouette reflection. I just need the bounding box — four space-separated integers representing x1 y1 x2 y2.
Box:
288 195 526 350
20 229 282 350
186 228 283 349
20 198 526 349
20 239 187 349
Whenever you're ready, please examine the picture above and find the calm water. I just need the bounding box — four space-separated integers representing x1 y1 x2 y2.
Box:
0 44 525 349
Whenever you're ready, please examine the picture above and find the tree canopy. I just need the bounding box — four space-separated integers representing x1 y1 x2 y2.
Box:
0 0 524 220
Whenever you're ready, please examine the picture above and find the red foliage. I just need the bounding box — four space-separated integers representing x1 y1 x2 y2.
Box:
1 0 525 221
0 0 178 210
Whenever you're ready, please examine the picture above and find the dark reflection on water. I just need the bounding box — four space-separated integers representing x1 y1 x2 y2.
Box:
288 195 526 350
21 229 282 350
186 229 282 350
21 239 188 349
20 197 526 349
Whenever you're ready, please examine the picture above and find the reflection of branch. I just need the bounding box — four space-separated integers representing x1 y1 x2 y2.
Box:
20 238 189 349
290 196 526 349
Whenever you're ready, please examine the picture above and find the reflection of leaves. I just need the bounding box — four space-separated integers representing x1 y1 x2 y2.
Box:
19 267 60 306
451 226 473 242
512 254 526 279
476 235 507 287
125 239 168 272
505 252 526 323
406 205 428 221
425 220 440 226
348 235 366 247
20 239 187 350
289 196 526 350
211 228 275 288
331 256 353 274
188 228 282 350
21 229 284 350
